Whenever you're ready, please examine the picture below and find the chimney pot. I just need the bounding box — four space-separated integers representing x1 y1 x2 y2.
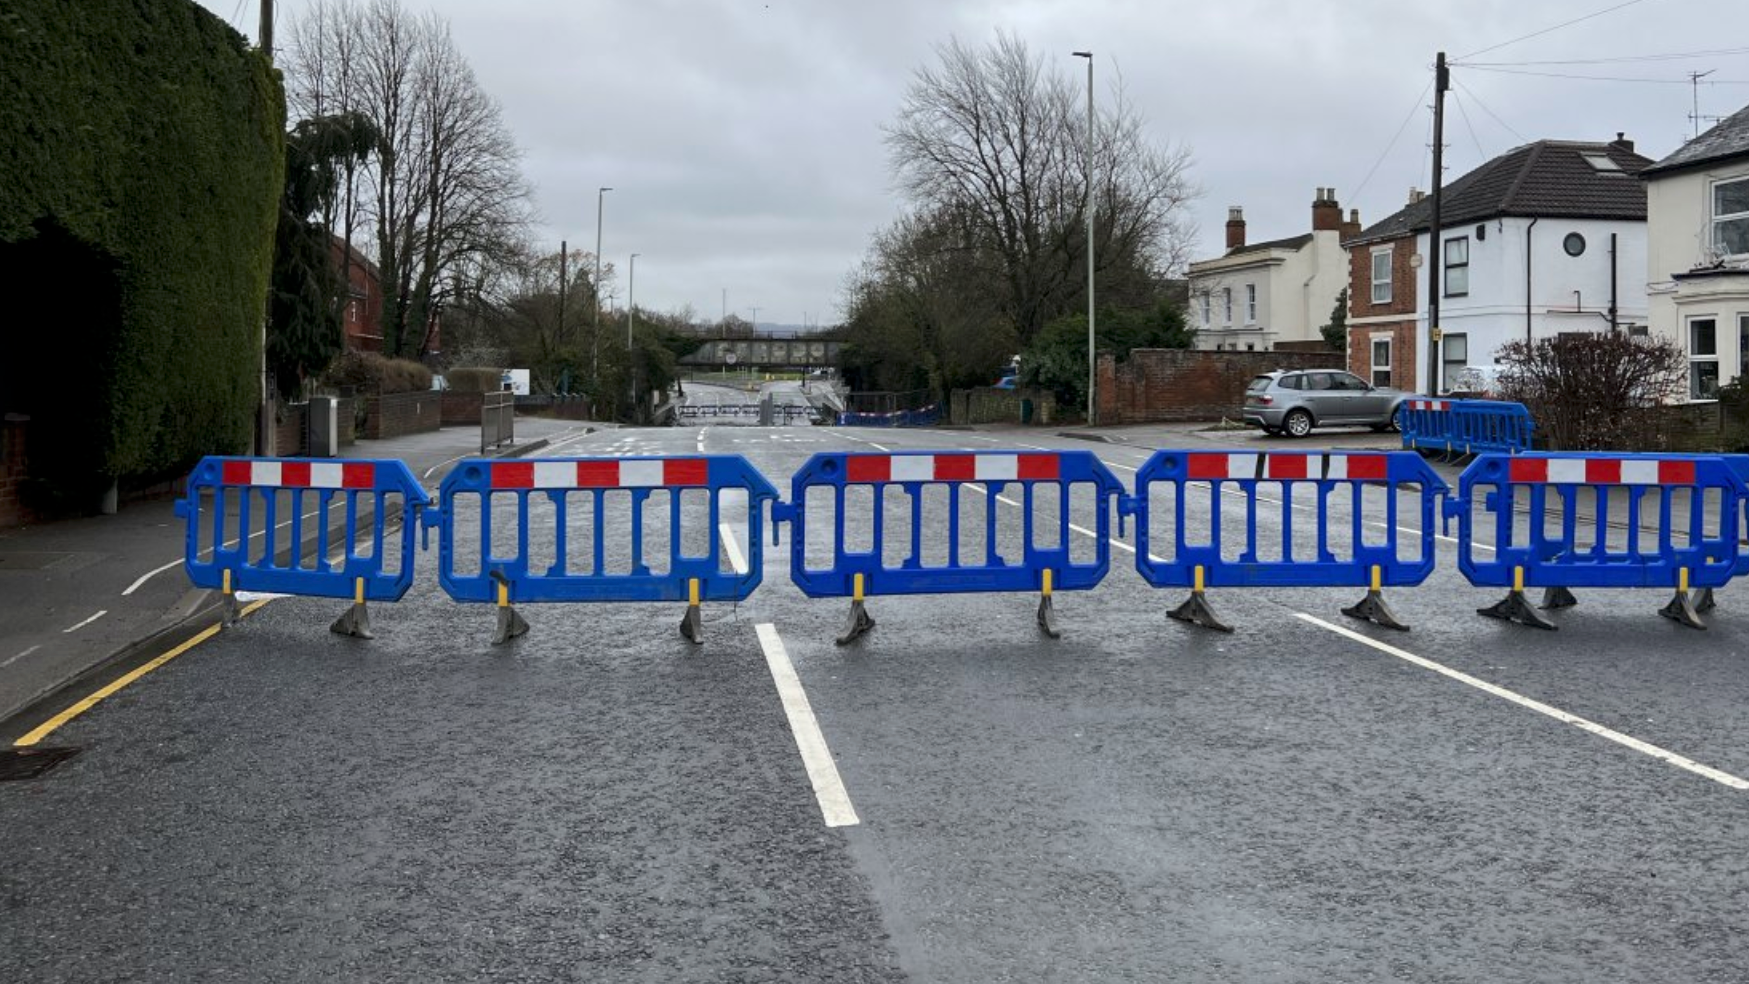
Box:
1312 187 1342 232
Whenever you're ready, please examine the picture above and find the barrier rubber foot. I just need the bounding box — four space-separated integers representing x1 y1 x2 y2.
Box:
835 600 875 646
680 603 704 645
330 602 374 639
493 605 530 645
1478 590 1557 630
1038 595 1061 639
1540 586 1579 610
1341 590 1409 631
1168 591 1234 633
1694 587 1717 613
1659 590 1707 630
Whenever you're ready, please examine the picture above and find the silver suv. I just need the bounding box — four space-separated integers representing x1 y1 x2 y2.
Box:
1242 369 1411 438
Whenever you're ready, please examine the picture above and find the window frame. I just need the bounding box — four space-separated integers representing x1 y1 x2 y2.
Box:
1245 284 1257 324
1691 315 1721 401
1370 248 1392 305
1712 176 1749 259
1370 336 1392 389
1443 236 1470 297
1222 287 1233 326
1200 293 1211 326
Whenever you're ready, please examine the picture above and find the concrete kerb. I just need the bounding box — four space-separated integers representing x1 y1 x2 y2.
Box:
0 435 560 736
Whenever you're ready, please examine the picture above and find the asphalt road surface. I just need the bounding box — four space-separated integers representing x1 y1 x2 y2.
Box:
5 425 1749 983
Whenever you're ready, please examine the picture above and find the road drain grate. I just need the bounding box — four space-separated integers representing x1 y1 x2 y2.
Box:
0 747 82 781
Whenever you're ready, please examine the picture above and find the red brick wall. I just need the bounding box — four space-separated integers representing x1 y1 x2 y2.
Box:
363 391 443 439
442 391 483 426
1095 349 1346 424
0 420 30 528
1346 236 1420 385
275 403 308 456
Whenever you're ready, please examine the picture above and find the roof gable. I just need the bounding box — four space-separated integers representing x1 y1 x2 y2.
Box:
1346 140 1652 246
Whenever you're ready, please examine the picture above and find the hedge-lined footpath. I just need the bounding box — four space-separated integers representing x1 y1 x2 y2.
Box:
0 0 283 499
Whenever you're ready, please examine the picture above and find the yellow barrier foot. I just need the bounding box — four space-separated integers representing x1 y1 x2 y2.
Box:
836 599 875 646
330 602 374 639
1658 590 1707 630
222 592 242 626
679 603 704 645
1037 595 1061 639
1341 590 1409 632
1168 591 1233 633
1477 590 1557 630
493 605 530 645
1540 586 1579 610
1694 587 1717 613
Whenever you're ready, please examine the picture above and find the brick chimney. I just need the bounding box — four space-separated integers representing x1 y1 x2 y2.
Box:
1312 187 1342 232
1340 208 1362 242
1609 131 1635 153
1225 207 1246 250
1407 187 1426 205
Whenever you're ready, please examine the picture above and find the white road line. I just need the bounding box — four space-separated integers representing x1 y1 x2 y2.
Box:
1295 613 1749 791
2 644 42 668
62 610 109 634
755 623 861 828
827 429 889 452
126 503 331 596
421 452 471 481
122 557 186 596
718 522 750 575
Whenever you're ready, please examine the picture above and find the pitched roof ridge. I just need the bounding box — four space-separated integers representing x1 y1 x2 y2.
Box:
1499 142 1546 213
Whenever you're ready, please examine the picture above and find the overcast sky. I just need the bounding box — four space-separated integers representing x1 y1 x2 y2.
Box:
202 0 1749 327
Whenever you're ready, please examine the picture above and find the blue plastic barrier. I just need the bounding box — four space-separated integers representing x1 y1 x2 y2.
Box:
1449 453 1746 629
1401 399 1533 456
1125 450 1450 631
176 456 431 637
429 455 778 643
835 404 941 427
777 450 1125 641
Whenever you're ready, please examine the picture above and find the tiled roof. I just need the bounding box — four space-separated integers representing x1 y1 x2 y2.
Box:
1227 232 1313 256
1642 103 1749 177
1345 140 1652 246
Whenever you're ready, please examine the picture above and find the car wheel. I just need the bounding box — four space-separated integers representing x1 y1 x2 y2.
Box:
1283 409 1313 438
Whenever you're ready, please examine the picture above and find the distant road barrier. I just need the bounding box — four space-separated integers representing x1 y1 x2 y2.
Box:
429 456 778 643
176 456 431 638
776 450 1126 642
1400 399 1534 457
1126 450 1449 631
1449 453 1746 629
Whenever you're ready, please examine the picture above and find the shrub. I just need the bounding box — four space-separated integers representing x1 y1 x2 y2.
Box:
445 367 503 393
324 350 433 395
1496 332 1686 450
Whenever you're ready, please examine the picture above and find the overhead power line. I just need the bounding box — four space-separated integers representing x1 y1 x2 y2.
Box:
1458 0 1659 61
1463 65 1749 85
1451 90 1489 163
1350 78 1434 204
1452 79 1528 144
1459 46 1749 67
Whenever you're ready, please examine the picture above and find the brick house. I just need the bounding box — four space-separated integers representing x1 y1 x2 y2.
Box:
1187 189 1361 352
1344 136 1651 394
331 237 384 353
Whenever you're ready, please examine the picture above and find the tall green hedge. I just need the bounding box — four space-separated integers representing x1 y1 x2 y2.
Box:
0 0 283 497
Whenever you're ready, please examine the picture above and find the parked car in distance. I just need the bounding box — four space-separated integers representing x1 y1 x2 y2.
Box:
1242 369 1413 437
994 374 1017 390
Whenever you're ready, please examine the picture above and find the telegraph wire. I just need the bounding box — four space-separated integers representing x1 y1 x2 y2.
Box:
1350 77 1434 203
1462 65 1749 85
1457 0 1659 61
1452 79 1528 144
1459 46 1749 67
1451 90 1490 164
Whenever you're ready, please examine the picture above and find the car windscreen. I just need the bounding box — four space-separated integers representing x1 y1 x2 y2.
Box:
1245 376 1273 393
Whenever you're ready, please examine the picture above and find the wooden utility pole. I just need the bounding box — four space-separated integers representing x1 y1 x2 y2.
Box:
558 240 568 345
259 0 274 62
256 0 275 456
1426 52 1448 396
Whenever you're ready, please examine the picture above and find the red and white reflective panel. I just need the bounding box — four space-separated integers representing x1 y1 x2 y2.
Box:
1507 457 1696 486
1408 400 1451 411
490 458 711 489
845 453 1061 483
221 460 375 489
1185 453 1389 481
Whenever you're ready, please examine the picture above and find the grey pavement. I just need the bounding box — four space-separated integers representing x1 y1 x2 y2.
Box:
0 415 596 725
5 423 1749 982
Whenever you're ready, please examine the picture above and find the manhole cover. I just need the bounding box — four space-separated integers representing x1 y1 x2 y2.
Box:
0 552 75 571
0 746 82 781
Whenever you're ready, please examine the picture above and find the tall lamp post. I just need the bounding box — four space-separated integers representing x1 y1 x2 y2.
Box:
627 253 640 420
1072 50 1095 425
593 186 612 384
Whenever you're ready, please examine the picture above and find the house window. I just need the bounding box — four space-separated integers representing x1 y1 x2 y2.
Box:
1739 314 1749 380
1245 284 1257 324
1223 288 1232 325
1370 337 1392 388
1371 248 1392 304
1444 237 1469 296
1713 177 1749 258
1691 317 1720 400
1201 293 1211 326
1441 332 1469 391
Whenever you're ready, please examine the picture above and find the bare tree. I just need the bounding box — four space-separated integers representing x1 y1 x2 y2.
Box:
287 0 532 361
884 33 1197 343
1498 332 1688 450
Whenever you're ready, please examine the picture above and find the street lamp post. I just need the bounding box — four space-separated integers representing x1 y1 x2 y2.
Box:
628 253 640 420
593 186 612 384
1072 50 1095 426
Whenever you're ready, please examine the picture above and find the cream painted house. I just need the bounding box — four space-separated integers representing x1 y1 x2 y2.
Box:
1643 104 1749 401
1187 189 1357 352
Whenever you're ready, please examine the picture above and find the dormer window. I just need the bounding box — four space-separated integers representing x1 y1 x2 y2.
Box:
1713 176 1749 258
